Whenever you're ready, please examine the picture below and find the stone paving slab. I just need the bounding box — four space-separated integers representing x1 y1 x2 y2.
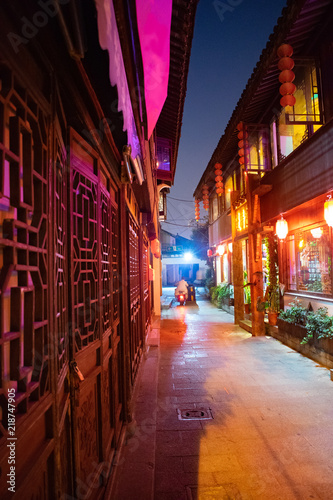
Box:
111 298 333 500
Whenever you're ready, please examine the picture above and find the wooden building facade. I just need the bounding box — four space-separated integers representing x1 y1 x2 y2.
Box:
194 0 333 335
0 1 197 499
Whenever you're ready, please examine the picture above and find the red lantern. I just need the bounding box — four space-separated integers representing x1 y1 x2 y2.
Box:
195 199 200 221
215 163 222 171
278 57 295 71
280 94 296 107
215 175 222 182
207 249 212 258
279 69 295 83
216 187 223 194
236 122 244 131
277 43 293 58
279 82 296 96
216 181 223 188
237 130 248 140
277 44 296 109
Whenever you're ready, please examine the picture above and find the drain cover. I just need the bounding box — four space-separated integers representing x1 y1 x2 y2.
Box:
177 408 213 420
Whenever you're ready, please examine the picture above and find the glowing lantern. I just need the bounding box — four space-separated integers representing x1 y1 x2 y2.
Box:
207 249 212 257
202 184 209 210
279 82 296 96
237 130 248 140
324 195 333 227
195 199 200 221
276 215 288 240
214 163 223 196
277 44 296 109
217 244 225 256
228 242 233 253
279 70 295 83
237 122 249 168
311 227 323 239
151 238 161 258
280 95 296 107
278 57 295 71
277 43 293 58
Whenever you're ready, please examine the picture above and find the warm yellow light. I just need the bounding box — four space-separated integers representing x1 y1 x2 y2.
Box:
217 244 225 256
311 227 323 239
324 196 333 227
276 215 288 240
299 239 304 249
228 242 233 253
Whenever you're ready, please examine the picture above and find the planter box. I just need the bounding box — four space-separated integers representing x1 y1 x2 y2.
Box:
277 318 307 340
316 337 333 356
273 318 333 370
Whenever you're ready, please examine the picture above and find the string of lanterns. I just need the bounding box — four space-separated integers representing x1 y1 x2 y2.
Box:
194 199 200 221
237 122 249 168
214 163 224 195
277 43 296 108
202 184 209 210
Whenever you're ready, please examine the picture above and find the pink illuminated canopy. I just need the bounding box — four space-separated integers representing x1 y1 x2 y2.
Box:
135 0 172 139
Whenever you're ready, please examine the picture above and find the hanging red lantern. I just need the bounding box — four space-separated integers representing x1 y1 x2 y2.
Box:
277 43 293 58
279 82 296 96
277 44 296 109
214 163 223 196
195 199 200 221
237 130 248 140
279 69 295 83
237 122 249 168
278 57 295 71
207 249 213 258
280 94 296 107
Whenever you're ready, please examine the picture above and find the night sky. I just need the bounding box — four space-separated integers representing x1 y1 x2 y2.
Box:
161 0 288 239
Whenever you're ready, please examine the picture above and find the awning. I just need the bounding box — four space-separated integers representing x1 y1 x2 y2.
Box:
95 0 172 158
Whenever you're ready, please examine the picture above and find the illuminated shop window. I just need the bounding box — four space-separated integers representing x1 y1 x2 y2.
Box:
247 128 271 172
156 138 171 171
286 226 332 295
225 176 233 209
272 63 322 163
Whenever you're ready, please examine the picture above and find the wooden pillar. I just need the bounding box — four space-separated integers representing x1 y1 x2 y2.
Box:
231 192 244 324
247 177 265 336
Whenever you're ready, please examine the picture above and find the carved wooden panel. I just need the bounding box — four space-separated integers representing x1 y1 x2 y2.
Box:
71 165 99 351
111 202 120 324
54 130 68 376
128 213 141 379
101 186 111 333
59 411 73 498
0 68 50 430
77 380 100 489
142 235 150 331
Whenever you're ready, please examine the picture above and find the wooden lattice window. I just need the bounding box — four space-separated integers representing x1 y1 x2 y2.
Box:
0 67 50 432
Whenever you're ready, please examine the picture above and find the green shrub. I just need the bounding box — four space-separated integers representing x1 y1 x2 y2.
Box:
279 297 308 325
302 307 333 344
210 282 231 308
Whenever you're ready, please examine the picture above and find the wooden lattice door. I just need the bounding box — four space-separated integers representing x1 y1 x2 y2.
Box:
68 131 123 499
127 212 142 381
0 66 56 499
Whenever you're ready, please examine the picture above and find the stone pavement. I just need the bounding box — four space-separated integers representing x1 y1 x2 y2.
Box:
110 296 333 500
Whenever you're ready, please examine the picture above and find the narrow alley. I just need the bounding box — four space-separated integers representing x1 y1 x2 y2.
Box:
112 291 333 500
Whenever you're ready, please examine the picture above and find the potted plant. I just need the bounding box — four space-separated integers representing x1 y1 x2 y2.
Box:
243 270 251 314
264 234 279 325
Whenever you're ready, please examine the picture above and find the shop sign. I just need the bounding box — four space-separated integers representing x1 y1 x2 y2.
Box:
235 202 248 233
